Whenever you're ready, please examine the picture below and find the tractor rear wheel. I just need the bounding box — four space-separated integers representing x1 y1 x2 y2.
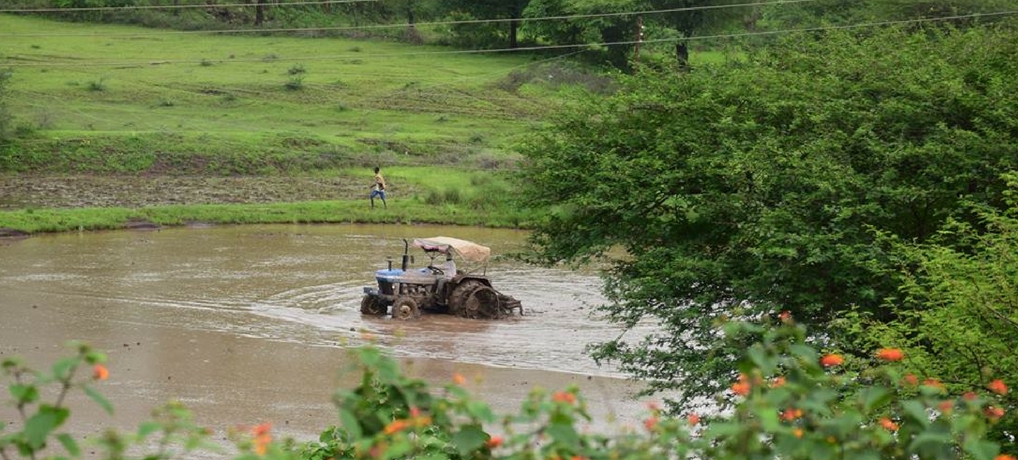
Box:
392 296 422 321
449 280 485 317
449 280 501 319
360 295 387 316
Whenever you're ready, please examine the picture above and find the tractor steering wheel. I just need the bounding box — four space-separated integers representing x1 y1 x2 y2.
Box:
427 265 444 275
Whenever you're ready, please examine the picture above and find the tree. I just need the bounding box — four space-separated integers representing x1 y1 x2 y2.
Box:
439 0 531 49
642 0 749 65
522 0 641 70
516 25 1018 413
761 0 1018 30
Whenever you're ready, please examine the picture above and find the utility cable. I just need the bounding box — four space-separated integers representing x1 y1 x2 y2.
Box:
0 0 815 37
5 8 1017 69
0 0 376 13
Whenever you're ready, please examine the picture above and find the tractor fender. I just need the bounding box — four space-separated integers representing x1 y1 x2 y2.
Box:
451 275 491 288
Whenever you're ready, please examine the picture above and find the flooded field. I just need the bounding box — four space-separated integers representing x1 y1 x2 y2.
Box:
0 223 656 454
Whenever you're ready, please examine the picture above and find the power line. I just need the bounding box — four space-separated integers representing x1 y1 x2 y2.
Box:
0 0 815 37
4 9 1017 69
0 0 376 13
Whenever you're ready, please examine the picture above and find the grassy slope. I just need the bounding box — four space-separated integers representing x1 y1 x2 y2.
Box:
0 14 558 168
0 15 571 233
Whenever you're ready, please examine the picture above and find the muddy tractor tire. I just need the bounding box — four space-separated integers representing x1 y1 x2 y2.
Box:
392 296 422 321
360 295 387 316
449 280 502 319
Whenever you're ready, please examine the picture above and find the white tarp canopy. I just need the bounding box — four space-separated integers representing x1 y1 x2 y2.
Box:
412 237 491 263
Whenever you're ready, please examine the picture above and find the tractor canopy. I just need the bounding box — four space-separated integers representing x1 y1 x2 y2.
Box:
412 237 491 263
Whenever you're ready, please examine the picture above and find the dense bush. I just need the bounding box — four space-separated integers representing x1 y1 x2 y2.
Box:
517 24 1018 426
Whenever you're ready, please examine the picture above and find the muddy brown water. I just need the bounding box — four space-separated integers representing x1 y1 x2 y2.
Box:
0 223 658 456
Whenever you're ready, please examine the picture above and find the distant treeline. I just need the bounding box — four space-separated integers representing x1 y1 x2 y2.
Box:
4 0 1017 70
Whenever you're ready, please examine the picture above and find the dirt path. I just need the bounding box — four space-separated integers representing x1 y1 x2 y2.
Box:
0 175 377 210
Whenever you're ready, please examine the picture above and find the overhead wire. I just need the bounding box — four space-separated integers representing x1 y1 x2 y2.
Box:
0 0 817 37
0 0 377 13
4 8 1018 68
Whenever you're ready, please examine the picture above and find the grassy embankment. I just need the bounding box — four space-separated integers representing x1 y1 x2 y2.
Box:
0 14 602 233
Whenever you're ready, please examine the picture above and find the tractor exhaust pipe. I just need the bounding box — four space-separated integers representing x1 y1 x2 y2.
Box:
401 238 410 271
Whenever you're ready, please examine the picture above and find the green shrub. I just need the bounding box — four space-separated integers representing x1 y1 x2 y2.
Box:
3 322 1013 460
285 76 304 91
86 78 106 92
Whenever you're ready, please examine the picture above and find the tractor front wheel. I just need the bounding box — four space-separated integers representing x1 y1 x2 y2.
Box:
392 296 422 321
360 295 387 316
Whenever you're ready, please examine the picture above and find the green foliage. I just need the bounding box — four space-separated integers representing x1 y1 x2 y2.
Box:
1 342 108 458
516 24 1018 418
522 0 638 69
86 78 107 92
284 76 305 91
304 323 1016 460
4 323 1015 460
833 172 1018 442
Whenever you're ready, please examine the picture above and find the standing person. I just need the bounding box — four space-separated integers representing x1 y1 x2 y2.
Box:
370 166 387 209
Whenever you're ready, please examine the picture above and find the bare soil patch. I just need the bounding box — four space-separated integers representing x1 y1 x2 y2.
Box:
0 175 371 210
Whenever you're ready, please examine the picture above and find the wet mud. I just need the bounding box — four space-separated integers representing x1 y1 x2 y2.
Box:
0 224 657 454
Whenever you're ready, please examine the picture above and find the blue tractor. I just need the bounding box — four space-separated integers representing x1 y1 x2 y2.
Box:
360 237 523 320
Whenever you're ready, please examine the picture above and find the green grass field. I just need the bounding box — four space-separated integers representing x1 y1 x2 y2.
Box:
0 15 728 233
0 14 585 170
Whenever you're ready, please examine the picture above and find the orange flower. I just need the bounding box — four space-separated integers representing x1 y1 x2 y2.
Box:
793 428 804 438
875 348 904 361
820 354 843 367
771 376 786 388
486 435 503 448
986 406 1005 421
988 379 1008 396
643 417 658 431
963 391 978 401
878 418 899 432
452 373 466 385
92 364 109 381
778 310 792 322
731 374 751 396
923 379 946 392
937 400 954 415
251 423 272 455
252 422 271 437
552 391 576 404
383 419 410 435
687 413 701 426
781 408 803 421
902 374 919 386
994 455 1016 460
571 456 588 460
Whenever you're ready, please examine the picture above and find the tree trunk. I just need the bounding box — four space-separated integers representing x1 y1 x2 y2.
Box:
254 0 265 26
675 41 689 68
509 18 519 48
406 2 415 25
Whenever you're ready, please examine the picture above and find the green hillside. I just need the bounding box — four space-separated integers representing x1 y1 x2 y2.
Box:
0 14 594 174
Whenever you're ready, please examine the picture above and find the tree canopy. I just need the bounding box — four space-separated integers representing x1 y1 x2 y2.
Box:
517 24 1018 416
